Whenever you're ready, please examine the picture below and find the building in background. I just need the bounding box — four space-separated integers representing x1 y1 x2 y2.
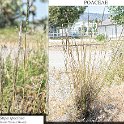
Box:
97 19 124 39
49 12 109 38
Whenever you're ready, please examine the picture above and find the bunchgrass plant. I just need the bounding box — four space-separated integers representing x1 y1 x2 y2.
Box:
62 33 124 121
0 0 47 114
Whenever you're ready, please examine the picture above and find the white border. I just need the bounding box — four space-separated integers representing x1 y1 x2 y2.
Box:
0 116 44 124
49 0 124 6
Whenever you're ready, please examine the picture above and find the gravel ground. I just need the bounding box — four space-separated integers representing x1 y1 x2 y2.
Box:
48 69 124 122
47 69 77 122
97 83 124 122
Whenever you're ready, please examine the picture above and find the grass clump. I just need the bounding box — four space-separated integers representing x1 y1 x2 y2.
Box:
62 37 124 121
0 32 47 114
105 42 124 85
0 0 47 114
0 28 47 114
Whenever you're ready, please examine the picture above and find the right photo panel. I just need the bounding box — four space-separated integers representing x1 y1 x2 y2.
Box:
48 6 124 122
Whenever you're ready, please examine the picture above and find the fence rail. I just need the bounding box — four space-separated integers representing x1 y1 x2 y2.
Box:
48 32 93 38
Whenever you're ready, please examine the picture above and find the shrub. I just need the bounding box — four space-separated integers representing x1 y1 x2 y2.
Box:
96 34 106 42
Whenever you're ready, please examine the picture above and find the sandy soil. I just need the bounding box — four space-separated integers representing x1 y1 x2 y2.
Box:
97 83 124 122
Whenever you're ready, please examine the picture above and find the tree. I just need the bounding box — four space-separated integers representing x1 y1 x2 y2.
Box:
0 0 48 28
109 6 124 25
49 6 86 28
0 0 22 27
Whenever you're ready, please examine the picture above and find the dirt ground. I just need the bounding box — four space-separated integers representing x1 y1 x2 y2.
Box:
97 83 124 122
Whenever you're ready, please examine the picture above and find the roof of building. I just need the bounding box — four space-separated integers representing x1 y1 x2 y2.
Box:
79 12 110 21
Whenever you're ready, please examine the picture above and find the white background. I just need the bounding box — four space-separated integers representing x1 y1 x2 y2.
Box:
0 116 44 124
49 0 124 6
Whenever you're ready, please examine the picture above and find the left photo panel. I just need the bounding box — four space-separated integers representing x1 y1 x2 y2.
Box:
0 0 48 114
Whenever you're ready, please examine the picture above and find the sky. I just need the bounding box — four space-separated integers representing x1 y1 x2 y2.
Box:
85 6 110 14
22 0 48 20
34 0 48 19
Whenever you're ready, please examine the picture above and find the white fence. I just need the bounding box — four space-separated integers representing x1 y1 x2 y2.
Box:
48 32 83 38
